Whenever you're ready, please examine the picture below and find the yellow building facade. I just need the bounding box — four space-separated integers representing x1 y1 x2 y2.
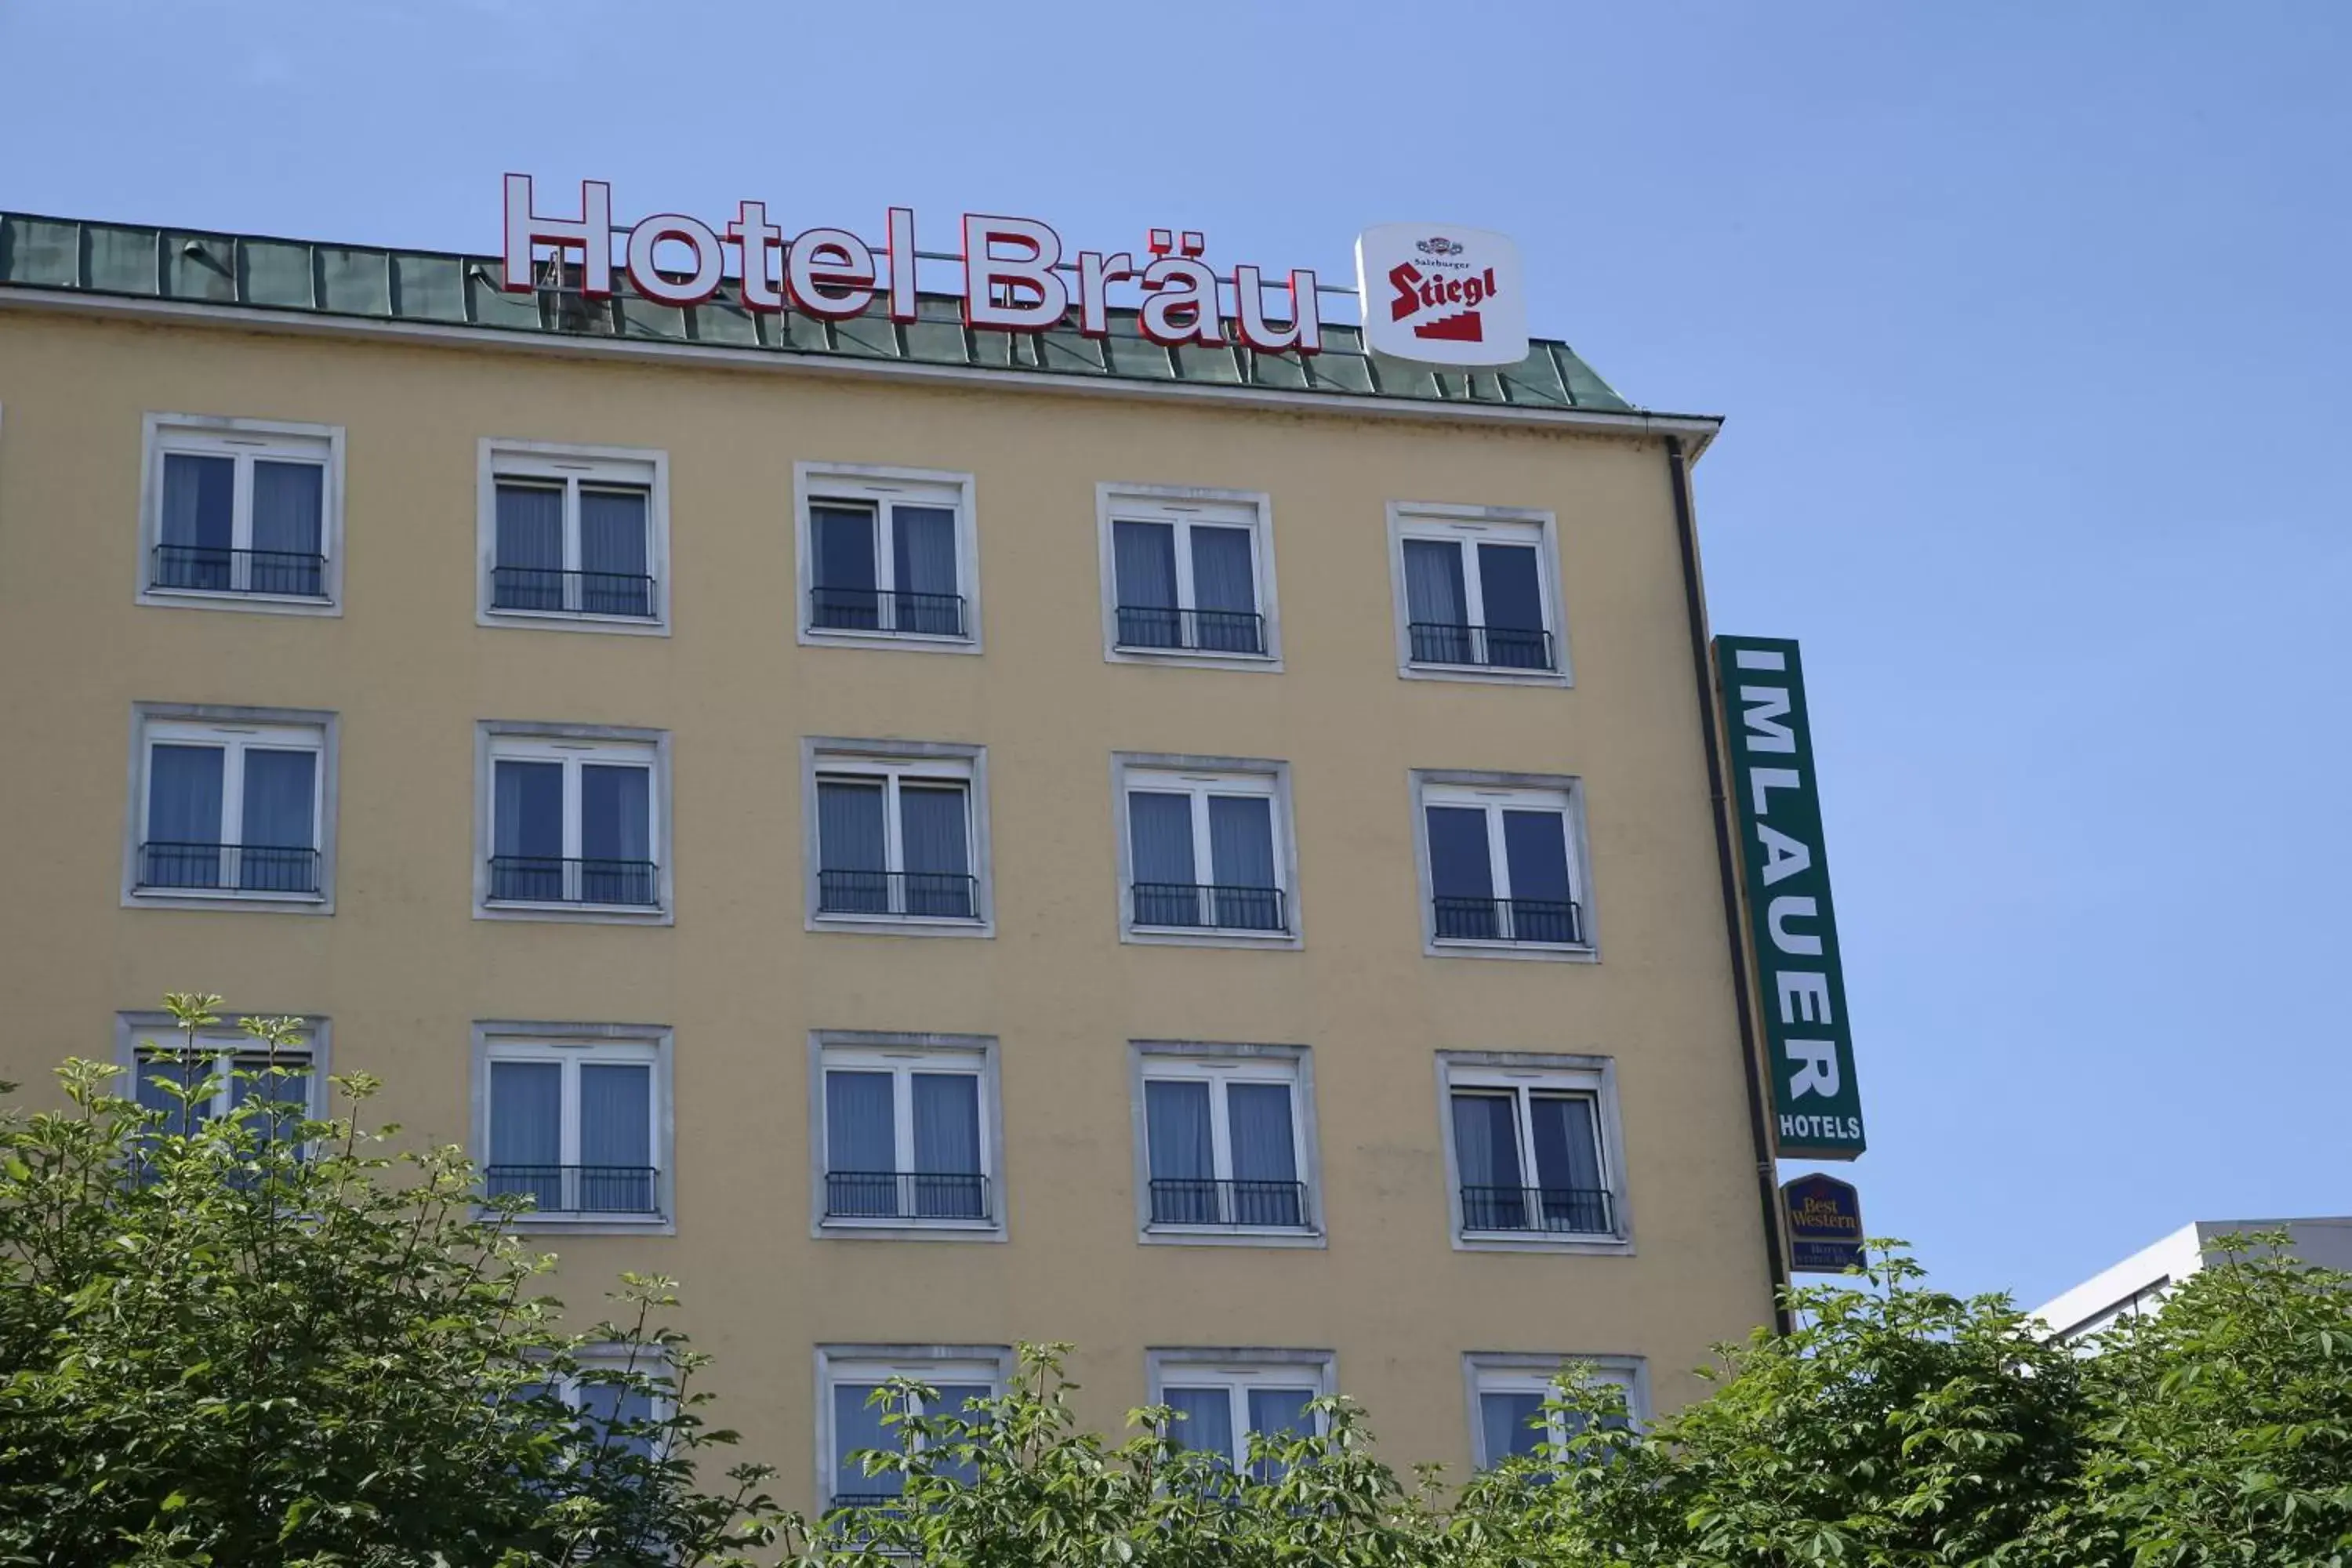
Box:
0 210 1777 1504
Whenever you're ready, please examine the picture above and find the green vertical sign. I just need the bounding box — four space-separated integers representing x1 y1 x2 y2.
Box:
1715 636 1865 1159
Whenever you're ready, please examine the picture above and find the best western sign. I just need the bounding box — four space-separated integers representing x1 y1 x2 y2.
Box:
1716 637 1866 1159
501 176 1524 367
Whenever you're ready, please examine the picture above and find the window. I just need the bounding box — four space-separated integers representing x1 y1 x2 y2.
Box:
477 440 668 630
806 740 989 933
517 1347 671 1462
1388 504 1568 680
116 1011 326 1145
811 1033 1002 1239
1114 755 1298 946
1146 1351 1332 1478
127 706 335 909
797 465 978 649
1414 773 1590 953
1132 1046 1317 1240
1465 1356 1646 1470
475 1025 672 1229
140 415 343 612
477 724 670 920
1439 1054 1628 1250
1097 485 1279 666
816 1347 1008 1508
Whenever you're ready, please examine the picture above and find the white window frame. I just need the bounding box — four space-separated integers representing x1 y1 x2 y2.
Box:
474 722 673 924
1112 753 1301 949
1436 1051 1632 1255
803 739 993 938
1095 483 1281 670
115 1009 330 1125
1144 1348 1335 1472
471 1022 675 1235
138 413 346 615
477 439 670 633
808 1031 1005 1242
1386 502 1570 685
814 1345 1012 1508
123 703 339 914
1411 771 1596 960
795 463 981 653
1129 1042 1322 1247
521 1343 677 1460
1463 1353 1649 1469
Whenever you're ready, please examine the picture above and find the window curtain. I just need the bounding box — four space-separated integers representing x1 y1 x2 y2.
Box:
817 779 888 913
1528 1094 1603 1225
929 1384 992 1483
229 1058 309 1149
579 1062 653 1213
578 1383 659 1461
580 764 652 903
1227 1081 1300 1225
492 760 564 901
891 504 960 633
825 1069 897 1216
147 743 224 889
579 488 650 615
1145 1079 1215 1224
1480 1391 1548 1465
1451 1091 1525 1229
811 503 878 629
1164 1386 1232 1461
1501 809 1574 941
1128 791 1197 926
250 460 324 593
149 744 224 843
238 748 316 891
1425 804 1497 939
1208 794 1278 929
898 783 971 916
1189 524 1258 652
1402 539 1468 660
911 1071 982 1218
1247 1387 1316 1478
1112 520 1179 647
159 454 235 589
1477 543 1545 666
135 1050 215 1136
494 483 564 610
833 1383 898 1501
488 1060 563 1212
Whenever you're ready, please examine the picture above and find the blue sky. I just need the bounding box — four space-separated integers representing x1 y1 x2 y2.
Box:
4 1 2345 1311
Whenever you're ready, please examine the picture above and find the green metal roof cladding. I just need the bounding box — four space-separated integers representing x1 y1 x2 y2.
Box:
0 212 1642 414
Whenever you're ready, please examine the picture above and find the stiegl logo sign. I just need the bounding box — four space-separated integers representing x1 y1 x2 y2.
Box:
1715 637 1867 1160
1353 222 1529 366
499 177 1530 368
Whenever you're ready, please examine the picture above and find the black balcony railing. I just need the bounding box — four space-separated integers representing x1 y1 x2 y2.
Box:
1131 882 1287 933
1408 622 1555 670
154 544 328 598
1114 604 1265 655
824 1169 991 1221
491 565 657 618
810 586 967 637
137 840 320 895
818 869 979 920
485 1163 662 1215
1432 895 1583 946
1149 1177 1308 1229
1460 1184 1614 1235
488 855 660 907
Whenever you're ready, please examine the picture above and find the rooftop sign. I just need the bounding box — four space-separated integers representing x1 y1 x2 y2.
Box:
500 178 1526 367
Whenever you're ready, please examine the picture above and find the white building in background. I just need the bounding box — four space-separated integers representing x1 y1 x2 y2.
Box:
2032 1217 2352 1345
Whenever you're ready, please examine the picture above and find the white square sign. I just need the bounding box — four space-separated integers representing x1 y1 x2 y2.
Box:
1353 223 1529 367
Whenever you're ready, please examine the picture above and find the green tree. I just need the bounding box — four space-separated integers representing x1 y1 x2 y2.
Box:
0 994 788 1567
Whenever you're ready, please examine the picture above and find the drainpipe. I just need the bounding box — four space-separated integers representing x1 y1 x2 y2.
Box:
1665 434 1794 1337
